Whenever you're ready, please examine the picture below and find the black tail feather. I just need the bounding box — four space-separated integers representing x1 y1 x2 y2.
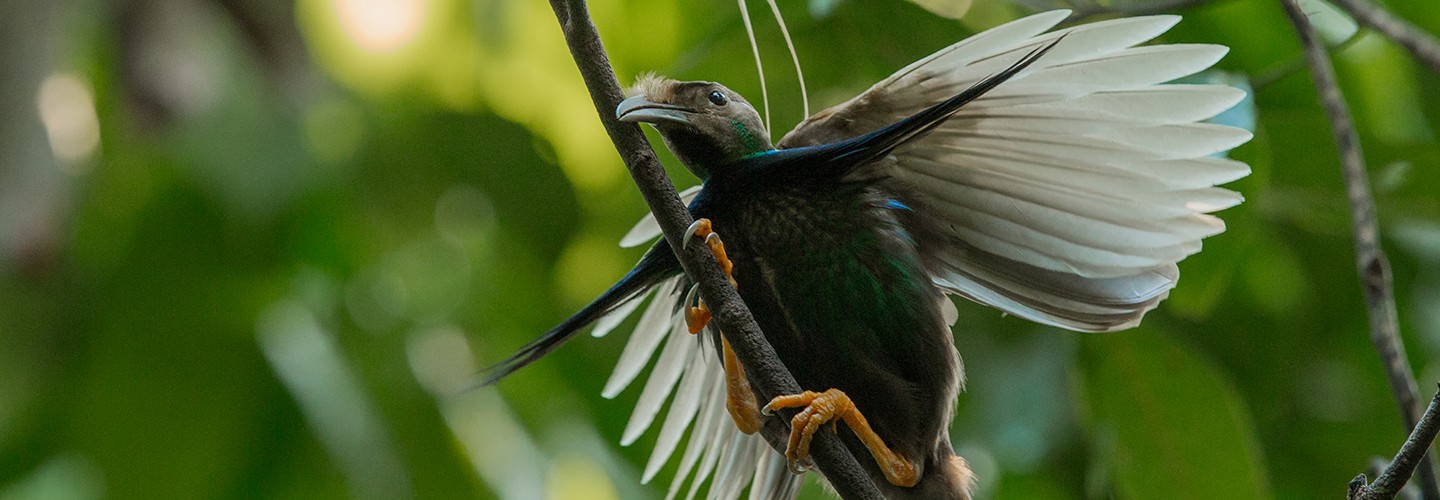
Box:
472 239 682 389
827 36 1064 167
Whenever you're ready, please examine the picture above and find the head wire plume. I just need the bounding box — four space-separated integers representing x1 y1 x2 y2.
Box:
737 0 811 133
736 0 771 132
763 0 809 119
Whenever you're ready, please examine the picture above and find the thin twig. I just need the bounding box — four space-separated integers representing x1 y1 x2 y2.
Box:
544 1 883 498
1280 0 1440 498
1327 0 1440 75
1352 386 1440 500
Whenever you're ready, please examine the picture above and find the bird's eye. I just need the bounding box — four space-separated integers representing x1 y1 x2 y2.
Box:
708 90 729 106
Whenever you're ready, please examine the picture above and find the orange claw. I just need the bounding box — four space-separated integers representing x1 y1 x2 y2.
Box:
684 293 712 335
682 218 737 335
763 388 919 488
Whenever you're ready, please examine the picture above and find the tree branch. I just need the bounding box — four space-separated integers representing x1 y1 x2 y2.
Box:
1280 0 1440 498
1326 0 1440 75
544 1 883 498
1352 386 1440 500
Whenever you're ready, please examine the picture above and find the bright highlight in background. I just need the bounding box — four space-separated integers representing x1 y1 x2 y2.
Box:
297 0 461 97
36 73 100 171
334 0 427 52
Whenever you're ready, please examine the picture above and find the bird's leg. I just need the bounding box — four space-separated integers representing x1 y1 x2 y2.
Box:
763 389 919 488
682 218 737 334
682 219 760 434
721 336 762 434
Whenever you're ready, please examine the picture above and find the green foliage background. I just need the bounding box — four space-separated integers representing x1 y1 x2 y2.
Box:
1 0 1439 498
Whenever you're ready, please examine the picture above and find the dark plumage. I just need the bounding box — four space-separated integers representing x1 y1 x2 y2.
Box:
485 44 1051 498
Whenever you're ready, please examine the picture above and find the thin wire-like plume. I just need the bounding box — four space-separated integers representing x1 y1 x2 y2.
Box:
737 0 772 132
764 0 810 121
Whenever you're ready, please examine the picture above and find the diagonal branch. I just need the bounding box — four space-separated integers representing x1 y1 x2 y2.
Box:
1351 386 1440 500
1326 0 1440 75
1280 0 1440 498
544 1 883 498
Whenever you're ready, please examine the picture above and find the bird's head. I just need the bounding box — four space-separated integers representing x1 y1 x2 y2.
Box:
617 74 772 179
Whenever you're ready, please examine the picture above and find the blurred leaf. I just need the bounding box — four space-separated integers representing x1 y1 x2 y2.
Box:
1393 219 1440 261
907 0 972 20
1339 34 1434 145
809 0 843 18
1077 333 1272 500
1299 0 1358 45
0 456 103 500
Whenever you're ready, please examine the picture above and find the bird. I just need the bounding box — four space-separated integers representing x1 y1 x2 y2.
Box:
480 10 1251 499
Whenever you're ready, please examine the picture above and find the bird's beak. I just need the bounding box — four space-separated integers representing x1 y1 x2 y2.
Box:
616 95 692 125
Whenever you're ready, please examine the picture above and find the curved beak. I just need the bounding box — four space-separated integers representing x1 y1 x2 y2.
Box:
616 95 692 125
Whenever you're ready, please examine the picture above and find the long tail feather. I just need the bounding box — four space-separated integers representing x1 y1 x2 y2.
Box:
473 241 682 388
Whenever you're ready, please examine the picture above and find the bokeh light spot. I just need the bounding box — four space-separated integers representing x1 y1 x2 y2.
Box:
36 73 101 172
335 0 427 52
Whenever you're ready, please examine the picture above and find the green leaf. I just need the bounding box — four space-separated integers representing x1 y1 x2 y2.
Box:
1077 333 1273 500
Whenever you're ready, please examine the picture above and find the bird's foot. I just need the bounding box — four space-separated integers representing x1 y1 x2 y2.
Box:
682 285 711 334
763 388 919 487
682 218 736 335
721 336 762 434
680 218 758 434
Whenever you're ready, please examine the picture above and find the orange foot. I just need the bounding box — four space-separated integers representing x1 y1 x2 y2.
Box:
763 388 919 487
679 218 759 434
682 218 737 334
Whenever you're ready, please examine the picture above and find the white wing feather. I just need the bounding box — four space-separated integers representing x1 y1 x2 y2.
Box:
778 9 1249 331
642 343 711 478
596 282 793 498
623 318 695 446
602 279 680 398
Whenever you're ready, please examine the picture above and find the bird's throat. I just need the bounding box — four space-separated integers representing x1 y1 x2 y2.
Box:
730 119 765 156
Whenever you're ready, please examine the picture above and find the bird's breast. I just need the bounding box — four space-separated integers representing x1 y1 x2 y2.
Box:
704 183 961 460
